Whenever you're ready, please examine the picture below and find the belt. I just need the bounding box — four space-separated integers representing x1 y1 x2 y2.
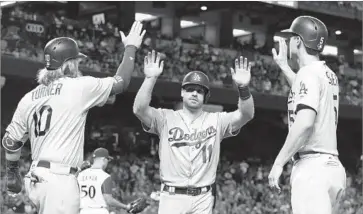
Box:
36 160 78 175
293 151 337 161
162 184 212 196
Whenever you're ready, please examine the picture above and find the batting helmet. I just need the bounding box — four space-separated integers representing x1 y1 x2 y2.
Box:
276 16 328 52
182 71 210 102
43 37 87 70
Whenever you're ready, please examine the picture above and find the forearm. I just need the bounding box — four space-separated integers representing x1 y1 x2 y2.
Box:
112 46 137 94
5 150 21 161
237 86 255 120
238 96 255 120
133 77 157 113
104 194 129 210
274 122 313 166
229 86 255 131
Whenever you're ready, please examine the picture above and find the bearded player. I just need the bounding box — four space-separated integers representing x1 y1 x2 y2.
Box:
133 50 255 214
268 16 346 214
2 21 146 214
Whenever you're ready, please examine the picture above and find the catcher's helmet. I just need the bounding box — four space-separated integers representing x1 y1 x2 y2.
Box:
276 16 328 52
43 37 87 70
182 71 210 102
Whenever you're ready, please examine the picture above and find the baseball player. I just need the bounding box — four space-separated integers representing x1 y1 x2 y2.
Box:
78 148 148 214
2 21 146 214
268 16 346 214
133 50 255 214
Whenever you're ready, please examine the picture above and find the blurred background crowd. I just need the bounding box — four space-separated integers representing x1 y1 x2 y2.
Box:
1 2 362 214
1 3 362 105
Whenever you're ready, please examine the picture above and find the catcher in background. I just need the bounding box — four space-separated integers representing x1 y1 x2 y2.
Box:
268 16 346 214
78 148 149 214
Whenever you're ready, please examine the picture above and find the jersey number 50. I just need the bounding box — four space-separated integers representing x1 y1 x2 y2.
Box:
81 185 96 198
33 105 53 137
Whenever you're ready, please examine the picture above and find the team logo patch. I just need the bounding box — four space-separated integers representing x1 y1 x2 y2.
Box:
193 73 201 82
299 82 308 95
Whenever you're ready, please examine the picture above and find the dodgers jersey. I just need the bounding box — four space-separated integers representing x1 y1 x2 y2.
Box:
6 76 115 167
142 109 239 187
287 61 339 155
78 168 112 209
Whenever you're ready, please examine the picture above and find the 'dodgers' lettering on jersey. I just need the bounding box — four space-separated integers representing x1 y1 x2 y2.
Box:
32 83 63 101
168 126 217 146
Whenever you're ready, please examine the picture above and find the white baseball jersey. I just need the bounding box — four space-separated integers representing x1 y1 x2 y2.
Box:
287 61 339 155
78 168 112 209
6 76 115 167
142 109 239 187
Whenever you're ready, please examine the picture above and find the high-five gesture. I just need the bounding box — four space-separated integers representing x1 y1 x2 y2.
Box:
120 21 146 49
230 56 252 87
272 38 289 70
144 50 164 78
272 38 296 86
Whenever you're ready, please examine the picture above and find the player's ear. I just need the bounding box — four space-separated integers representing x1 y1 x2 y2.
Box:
296 36 302 48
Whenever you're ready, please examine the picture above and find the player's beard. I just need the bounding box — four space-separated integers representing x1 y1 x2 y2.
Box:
184 99 203 111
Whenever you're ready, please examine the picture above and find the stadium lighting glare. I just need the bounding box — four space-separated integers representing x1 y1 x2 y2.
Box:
335 30 342 35
180 20 201 28
0 1 16 7
233 29 251 37
322 45 338 56
135 13 158 22
354 49 362 55
200 5 207 11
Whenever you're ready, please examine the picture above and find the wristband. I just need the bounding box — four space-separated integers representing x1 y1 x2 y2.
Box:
238 86 251 100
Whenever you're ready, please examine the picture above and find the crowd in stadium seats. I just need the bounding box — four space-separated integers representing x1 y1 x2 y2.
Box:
1 6 362 105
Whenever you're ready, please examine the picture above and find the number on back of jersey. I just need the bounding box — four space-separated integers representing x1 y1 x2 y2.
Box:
81 185 96 198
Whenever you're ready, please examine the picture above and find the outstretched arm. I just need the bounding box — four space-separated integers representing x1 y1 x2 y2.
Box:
110 21 146 96
133 50 164 128
2 132 26 194
226 56 255 132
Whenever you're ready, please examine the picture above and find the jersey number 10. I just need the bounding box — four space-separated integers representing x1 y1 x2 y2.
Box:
33 105 53 137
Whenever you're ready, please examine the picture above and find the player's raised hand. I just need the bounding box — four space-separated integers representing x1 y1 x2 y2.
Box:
230 56 252 87
120 21 146 49
268 164 283 194
272 38 289 69
143 50 164 78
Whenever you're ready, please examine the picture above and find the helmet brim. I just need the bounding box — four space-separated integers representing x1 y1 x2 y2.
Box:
182 82 209 93
275 29 298 38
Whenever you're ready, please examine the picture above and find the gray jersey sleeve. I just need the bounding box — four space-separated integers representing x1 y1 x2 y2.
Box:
141 108 167 136
6 98 29 142
217 112 241 139
79 76 115 110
